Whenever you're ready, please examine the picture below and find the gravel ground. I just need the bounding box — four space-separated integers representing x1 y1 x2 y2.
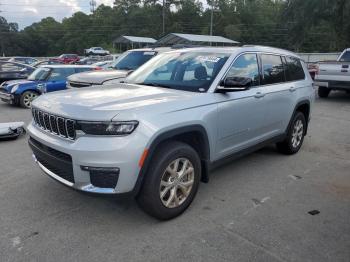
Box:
0 91 349 262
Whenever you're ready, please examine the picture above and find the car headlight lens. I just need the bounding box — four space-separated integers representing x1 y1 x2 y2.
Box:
11 85 19 93
76 121 139 136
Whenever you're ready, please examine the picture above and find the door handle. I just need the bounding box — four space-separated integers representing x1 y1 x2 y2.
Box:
254 92 265 98
289 86 297 92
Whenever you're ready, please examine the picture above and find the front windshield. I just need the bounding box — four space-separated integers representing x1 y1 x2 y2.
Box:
112 50 157 70
126 51 230 92
339 51 350 62
28 67 50 81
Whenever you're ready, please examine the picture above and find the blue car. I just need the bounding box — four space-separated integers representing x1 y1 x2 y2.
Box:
0 65 97 108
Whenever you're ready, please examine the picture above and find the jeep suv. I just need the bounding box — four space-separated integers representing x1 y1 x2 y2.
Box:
28 46 314 220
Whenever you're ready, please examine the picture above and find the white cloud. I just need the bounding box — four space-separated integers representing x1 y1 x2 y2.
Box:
1 0 207 29
1 0 114 29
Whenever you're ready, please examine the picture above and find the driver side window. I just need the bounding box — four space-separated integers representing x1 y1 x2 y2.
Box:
226 53 260 86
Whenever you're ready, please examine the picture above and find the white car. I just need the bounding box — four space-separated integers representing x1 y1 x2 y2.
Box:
84 47 110 56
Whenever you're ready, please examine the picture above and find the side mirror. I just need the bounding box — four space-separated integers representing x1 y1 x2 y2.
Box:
217 77 252 93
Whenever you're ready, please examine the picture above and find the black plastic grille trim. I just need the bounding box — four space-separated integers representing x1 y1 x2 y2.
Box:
32 108 76 140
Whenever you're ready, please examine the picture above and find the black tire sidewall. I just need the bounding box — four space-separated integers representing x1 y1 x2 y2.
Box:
286 112 306 153
318 86 330 98
138 141 201 220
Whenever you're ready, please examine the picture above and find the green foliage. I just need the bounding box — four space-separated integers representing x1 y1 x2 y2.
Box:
0 0 349 56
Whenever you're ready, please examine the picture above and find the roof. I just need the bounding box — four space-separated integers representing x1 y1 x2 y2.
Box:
114 35 157 44
40 65 97 69
156 33 239 45
163 46 300 58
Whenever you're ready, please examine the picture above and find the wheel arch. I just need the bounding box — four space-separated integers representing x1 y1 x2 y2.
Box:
134 124 211 196
288 100 311 135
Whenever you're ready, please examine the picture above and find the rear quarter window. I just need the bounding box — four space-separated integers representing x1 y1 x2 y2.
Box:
284 56 305 81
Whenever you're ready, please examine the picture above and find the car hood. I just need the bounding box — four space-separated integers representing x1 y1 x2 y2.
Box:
32 83 207 121
1 79 38 92
68 70 128 85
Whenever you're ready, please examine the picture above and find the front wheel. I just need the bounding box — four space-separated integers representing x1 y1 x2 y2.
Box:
277 112 306 155
137 141 201 220
20 91 38 108
318 86 330 98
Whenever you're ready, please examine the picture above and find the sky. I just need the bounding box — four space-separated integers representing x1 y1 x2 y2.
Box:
1 0 209 29
1 0 115 29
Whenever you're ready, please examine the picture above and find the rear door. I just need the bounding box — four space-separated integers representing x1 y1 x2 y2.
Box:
258 54 303 136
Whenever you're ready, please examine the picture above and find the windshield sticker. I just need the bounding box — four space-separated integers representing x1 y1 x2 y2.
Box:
144 51 156 55
198 56 221 63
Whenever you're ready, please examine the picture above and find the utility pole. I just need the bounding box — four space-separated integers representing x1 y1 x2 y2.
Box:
210 5 213 36
162 0 165 35
90 0 96 13
210 0 219 36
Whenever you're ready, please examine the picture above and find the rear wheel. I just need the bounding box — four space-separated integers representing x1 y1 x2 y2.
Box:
318 86 331 98
137 141 201 220
277 112 306 155
20 91 38 108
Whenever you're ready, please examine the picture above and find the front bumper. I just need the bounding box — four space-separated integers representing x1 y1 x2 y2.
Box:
0 91 14 103
27 122 146 194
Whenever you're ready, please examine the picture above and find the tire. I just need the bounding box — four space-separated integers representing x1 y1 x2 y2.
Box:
137 141 201 220
318 86 330 98
20 91 39 109
276 111 306 155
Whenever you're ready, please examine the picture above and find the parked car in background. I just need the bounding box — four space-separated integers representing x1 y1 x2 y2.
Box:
0 65 97 108
93 60 114 69
32 60 64 68
315 48 350 97
74 57 101 65
84 47 110 56
28 46 314 219
8 57 38 65
0 61 35 84
51 54 80 64
67 47 171 88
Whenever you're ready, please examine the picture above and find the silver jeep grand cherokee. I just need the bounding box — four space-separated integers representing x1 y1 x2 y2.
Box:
28 46 315 220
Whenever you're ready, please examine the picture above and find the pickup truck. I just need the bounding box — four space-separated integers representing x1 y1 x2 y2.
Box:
84 47 110 56
0 65 97 108
315 49 350 97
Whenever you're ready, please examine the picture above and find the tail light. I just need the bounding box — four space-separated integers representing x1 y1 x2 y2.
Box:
94 67 102 71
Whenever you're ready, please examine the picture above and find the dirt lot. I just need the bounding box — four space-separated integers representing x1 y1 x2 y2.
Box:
0 92 349 262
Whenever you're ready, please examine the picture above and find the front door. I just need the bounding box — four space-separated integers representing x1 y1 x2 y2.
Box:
215 53 267 160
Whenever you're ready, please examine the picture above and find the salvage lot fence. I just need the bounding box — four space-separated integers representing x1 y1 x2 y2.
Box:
298 53 341 63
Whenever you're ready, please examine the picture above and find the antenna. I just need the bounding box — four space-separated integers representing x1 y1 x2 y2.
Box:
90 0 96 13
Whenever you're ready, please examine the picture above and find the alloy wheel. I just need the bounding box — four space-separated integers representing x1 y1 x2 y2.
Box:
291 119 304 148
23 92 38 108
159 158 195 208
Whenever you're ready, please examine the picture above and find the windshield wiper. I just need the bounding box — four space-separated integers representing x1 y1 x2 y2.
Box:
136 82 172 89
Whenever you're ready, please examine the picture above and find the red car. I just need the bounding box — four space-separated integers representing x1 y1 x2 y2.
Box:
51 54 80 64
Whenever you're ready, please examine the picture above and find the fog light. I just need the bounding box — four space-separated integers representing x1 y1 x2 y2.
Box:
81 166 119 189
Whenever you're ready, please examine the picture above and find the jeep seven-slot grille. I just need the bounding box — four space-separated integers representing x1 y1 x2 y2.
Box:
32 108 76 140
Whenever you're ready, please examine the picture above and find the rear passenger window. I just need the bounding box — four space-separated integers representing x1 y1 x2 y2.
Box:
284 57 305 81
261 54 285 85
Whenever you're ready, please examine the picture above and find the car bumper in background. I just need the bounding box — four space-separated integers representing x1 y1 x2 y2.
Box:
0 91 14 103
314 80 350 90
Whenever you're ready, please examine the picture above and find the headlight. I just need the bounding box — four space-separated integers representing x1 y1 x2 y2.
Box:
76 121 139 136
11 85 19 93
